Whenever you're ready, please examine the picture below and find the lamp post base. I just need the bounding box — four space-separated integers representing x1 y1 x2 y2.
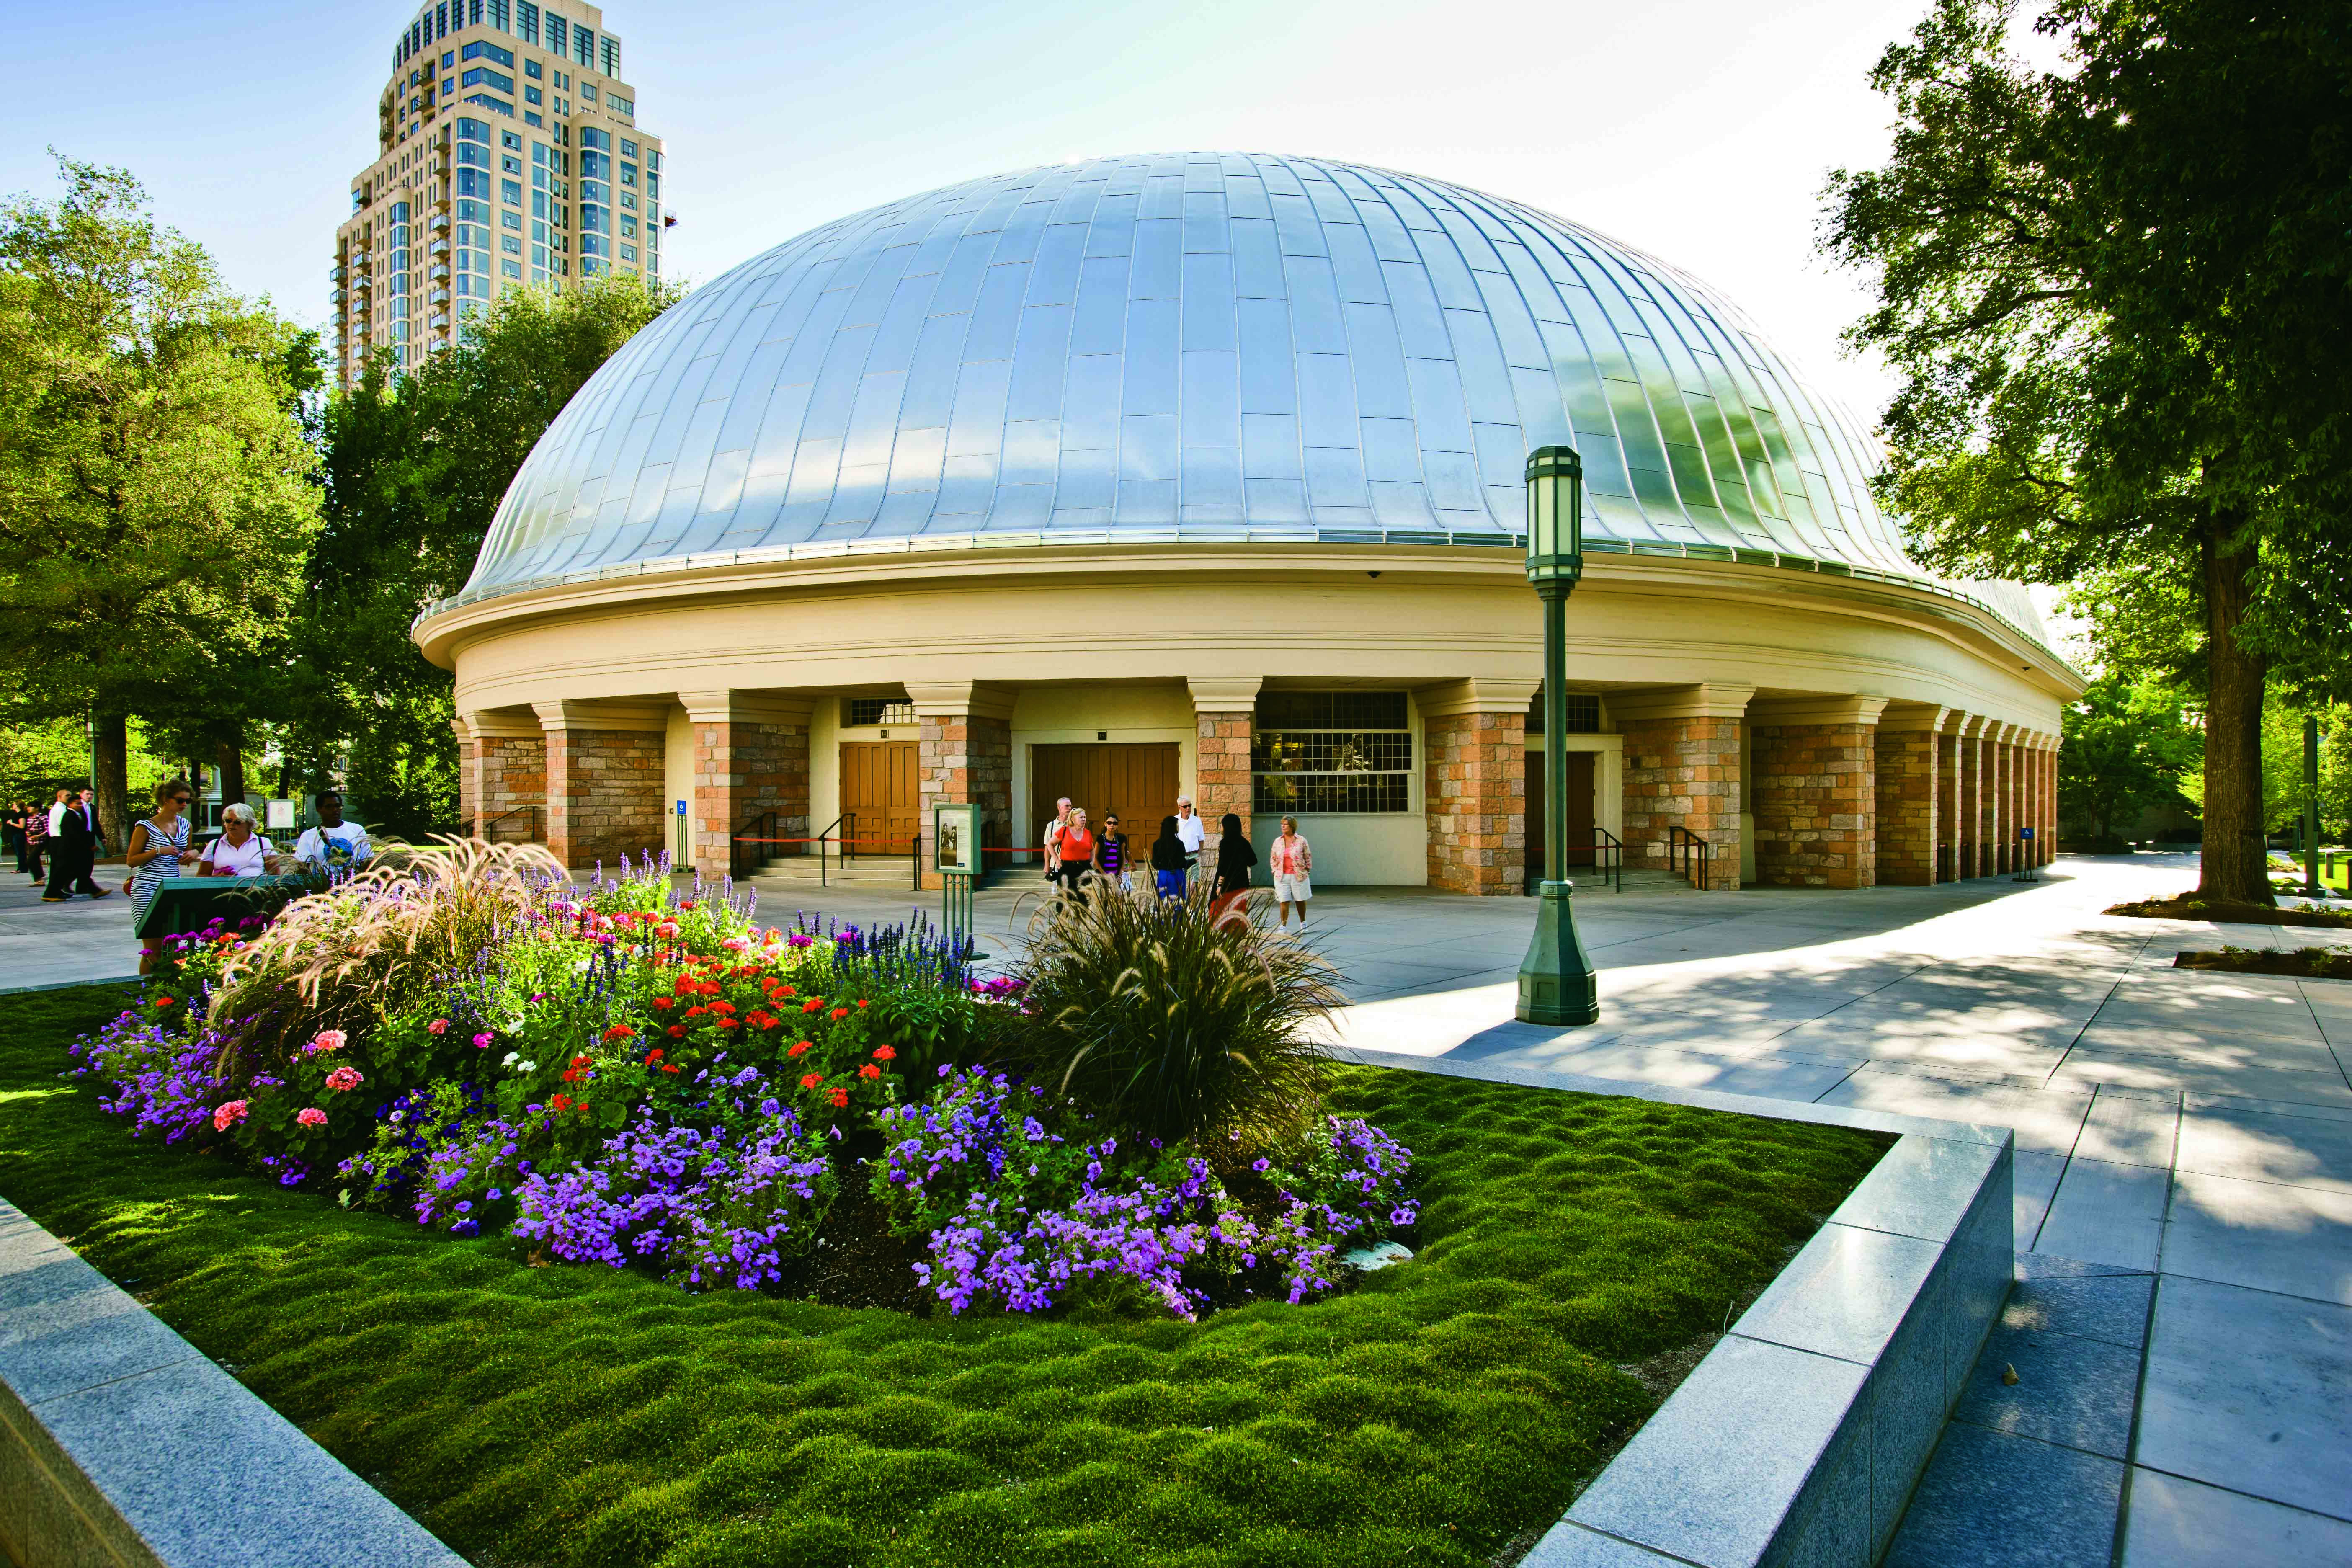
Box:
1516 879 1599 1026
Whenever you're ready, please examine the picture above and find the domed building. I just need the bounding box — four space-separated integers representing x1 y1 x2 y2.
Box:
416 153 2080 892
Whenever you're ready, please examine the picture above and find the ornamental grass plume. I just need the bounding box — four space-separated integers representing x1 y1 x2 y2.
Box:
206 837 567 1086
1007 875 1343 1143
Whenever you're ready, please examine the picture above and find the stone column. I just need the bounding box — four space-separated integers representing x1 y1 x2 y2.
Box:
1614 684 1752 890
451 715 477 833
1421 677 1538 897
532 700 668 872
1874 704 1946 885
463 711 546 842
1749 696 1887 888
1985 725 2013 875
1954 717 1985 877
678 691 812 883
2045 743 2061 864
1186 677 1262 846
906 681 1014 877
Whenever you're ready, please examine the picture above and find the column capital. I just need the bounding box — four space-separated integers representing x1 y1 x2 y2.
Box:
1185 676 1264 712
677 690 814 726
465 707 545 739
1878 702 1949 733
531 699 668 734
1748 694 1890 727
1418 676 1540 718
904 680 1016 722
1610 682 1756 722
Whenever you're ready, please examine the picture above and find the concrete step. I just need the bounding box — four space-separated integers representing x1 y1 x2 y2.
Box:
747 858 919 892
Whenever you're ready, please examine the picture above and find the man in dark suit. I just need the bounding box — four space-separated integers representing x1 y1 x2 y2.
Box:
43 786 108 901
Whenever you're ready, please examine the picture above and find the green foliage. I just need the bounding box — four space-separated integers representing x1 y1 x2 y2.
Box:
1008 880 1346 1145
4 983 1890 1568
1818 0 2352 900
2058 674 2200 846
0 155 320 842
287 273 683 835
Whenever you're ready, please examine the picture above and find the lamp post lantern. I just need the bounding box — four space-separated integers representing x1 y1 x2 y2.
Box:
1516 445 1600 1026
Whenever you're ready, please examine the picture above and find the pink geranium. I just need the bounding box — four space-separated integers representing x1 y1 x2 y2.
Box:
427 1019 450 1036
325 1066 363 1092
306 1029 347 1055
212 1100 249 1132
296 1107 328 1127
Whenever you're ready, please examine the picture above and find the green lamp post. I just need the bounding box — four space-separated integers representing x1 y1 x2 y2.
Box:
1516 444 1600 1027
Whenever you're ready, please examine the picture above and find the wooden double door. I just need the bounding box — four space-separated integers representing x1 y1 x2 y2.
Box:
839 741 920 855
1030 743 1181 853
1525 749 1597 879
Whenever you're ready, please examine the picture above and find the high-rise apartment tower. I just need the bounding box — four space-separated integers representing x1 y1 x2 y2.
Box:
333 0 665 387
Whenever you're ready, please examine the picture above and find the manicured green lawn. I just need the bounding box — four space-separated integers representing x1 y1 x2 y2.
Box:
1 985 1888 1568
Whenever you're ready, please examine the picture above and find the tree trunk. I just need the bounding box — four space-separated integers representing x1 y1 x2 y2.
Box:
216 733 248 812
92 712 131 863
2197 521 2273 905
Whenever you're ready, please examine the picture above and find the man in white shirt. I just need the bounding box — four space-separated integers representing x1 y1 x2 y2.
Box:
1041 797 1071 882
294 791 373 872
1173 796 1206 872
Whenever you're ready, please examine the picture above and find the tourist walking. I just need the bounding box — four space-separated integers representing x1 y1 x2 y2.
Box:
44 786 108 902
1173 796 1206 874
1150 815 1189 900
1041 796 1071 883
198 803 277 877
126 779 202 973
1096 813 1132 891
1271 816 1313 926
22 796 48 884
1052 808 1095 897
1210 813 1256 921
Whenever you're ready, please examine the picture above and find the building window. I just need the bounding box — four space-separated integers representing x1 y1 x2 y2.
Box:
844 698 916 727
1524 693 1601 735
1252 691 1414 815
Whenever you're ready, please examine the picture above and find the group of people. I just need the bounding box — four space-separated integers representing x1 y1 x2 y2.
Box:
6 787 109 900
6 783 374 972
1039 794 1315 927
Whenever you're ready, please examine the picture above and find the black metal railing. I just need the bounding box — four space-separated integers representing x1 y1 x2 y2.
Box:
1527 826 1625 895
1664 825 1712 890
730 809 777 882
479 805 542 844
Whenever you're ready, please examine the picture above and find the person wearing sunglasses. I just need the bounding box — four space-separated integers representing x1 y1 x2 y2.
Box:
126 779 203 974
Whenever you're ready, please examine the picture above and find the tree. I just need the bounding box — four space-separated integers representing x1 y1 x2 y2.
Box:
1820 0 2352 905
286 273 681 836
2058 674 2200 847
0 156 319 847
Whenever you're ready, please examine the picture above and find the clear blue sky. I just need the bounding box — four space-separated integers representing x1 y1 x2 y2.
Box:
8 0 1929 422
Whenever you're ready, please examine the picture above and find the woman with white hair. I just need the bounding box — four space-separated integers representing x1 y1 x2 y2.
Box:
198 803 279 878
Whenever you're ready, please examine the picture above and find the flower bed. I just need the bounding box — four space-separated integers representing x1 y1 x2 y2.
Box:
5 980 1889 1568
71 843 1412 1320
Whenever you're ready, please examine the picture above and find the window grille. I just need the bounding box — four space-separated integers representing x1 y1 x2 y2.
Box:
1251 691 1413 815
845 698 916 727
1525 693 1601 735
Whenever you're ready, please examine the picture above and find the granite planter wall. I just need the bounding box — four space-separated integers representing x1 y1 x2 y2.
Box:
0 1197 464 1568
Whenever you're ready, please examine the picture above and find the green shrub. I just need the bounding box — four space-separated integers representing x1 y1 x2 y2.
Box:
1006 877 1343 1144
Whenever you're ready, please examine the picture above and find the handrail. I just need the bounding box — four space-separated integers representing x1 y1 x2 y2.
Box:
730 808 777 882
1528 827 1625 895
479 804 542 845
1664 825 1712 890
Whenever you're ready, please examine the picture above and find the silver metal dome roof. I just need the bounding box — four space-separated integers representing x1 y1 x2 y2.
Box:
454 152 2047 640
